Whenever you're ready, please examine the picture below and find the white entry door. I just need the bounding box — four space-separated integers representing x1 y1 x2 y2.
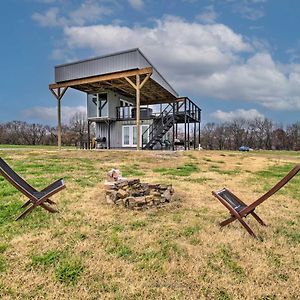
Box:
122 125 149 147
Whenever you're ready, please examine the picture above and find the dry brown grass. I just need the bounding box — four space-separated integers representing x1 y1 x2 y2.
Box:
0 149 300 299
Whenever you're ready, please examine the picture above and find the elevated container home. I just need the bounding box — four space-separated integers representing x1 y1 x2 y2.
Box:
49 48 201 150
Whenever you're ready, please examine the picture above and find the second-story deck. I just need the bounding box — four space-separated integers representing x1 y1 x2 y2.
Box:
116 97 201 123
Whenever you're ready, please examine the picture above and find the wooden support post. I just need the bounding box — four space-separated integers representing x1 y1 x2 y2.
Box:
172 102 175 151
198 121 201 148
57 97 62 150
87 120 90 149
193 122 196 150
49 86 68 150
136 74 141 150
188 101 190 150
108 121 111 149
187 117 190 150
124 71 152 150
184 100 187 150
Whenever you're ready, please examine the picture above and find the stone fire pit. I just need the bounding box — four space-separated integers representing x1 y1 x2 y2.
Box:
105 178 174 210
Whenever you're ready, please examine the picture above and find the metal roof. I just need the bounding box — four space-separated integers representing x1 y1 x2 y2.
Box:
54 48 178 97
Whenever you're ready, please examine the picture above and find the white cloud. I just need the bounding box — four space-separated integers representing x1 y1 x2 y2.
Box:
232 0 266 20
32 1 112 27
49 15 300 111
182 53 300 110
22 106 86 124
196 5 218 24
69 2 111 26
32 7 64 27
128 0 144 10
64 16 251 78
211 109 265 122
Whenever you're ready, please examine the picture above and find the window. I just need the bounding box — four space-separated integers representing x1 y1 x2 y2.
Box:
142 125 149 145
122 125 149 147
120 99 133 107
132 126 137 145
122 126 130 146
88 93 108 118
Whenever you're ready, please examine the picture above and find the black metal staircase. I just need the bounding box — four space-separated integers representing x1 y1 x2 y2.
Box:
142 104 175 150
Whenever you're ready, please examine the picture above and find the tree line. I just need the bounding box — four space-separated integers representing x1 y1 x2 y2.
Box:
0 114 299 150
201 118 300 150
0 112 92 147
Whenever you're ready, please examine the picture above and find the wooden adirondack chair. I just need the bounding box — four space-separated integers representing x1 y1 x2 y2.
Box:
212 165 300 238
0 157 66 220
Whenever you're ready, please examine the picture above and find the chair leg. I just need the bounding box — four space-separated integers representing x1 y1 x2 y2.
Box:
21 198 56 208
237 217 257 238
46 199 56 205
16 186 64 220
16 202 58 220
40 203 58 213
220 216 236 227
21 200 31 208
251 211 267 226
16 204 36 220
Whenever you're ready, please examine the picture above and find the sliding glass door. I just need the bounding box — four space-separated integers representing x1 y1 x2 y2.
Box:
122 125 149 147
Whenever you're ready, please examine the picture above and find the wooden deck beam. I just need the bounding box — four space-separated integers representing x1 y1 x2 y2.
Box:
49 67 153 89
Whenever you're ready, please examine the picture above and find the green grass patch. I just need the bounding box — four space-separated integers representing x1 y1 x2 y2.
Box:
0 243 9 254
122 165 145 177
129 220 147 230
208 245 245 281
153 163 198 177
111 224 125 233
106 231 133 259
182 225 201 237
183 177 211 184
217 289 232 300
55 259 84 285
0 256 6 272
30 250 62 268
209 166 240 175
0 201 23 225
254 163 300 198
219 246 245 280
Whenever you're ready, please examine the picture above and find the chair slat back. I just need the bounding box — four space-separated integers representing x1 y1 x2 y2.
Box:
0 158 35 196
242 164 300 215
216 188 246 212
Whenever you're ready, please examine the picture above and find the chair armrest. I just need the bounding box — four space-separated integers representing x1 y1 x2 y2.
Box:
40 178 65 194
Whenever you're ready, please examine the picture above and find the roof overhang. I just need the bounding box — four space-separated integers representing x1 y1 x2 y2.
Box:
49 67 177 105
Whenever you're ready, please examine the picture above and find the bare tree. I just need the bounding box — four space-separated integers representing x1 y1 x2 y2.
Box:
201 123 217 149
21 123 47 145
286 122 300 150
69 112 88 147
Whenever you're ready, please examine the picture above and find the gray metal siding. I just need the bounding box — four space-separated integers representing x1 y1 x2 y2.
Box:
55 50 138 82
54 48 178 97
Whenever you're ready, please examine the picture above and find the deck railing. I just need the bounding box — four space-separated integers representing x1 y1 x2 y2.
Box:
116 106 153 120
175 97 201 122
116 98 201 122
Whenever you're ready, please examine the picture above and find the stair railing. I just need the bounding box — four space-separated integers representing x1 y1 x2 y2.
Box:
142 103 174 149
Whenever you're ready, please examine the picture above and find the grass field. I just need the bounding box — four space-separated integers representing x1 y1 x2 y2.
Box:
0 148 299 299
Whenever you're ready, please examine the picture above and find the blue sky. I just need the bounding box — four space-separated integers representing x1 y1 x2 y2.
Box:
1 0 300 125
